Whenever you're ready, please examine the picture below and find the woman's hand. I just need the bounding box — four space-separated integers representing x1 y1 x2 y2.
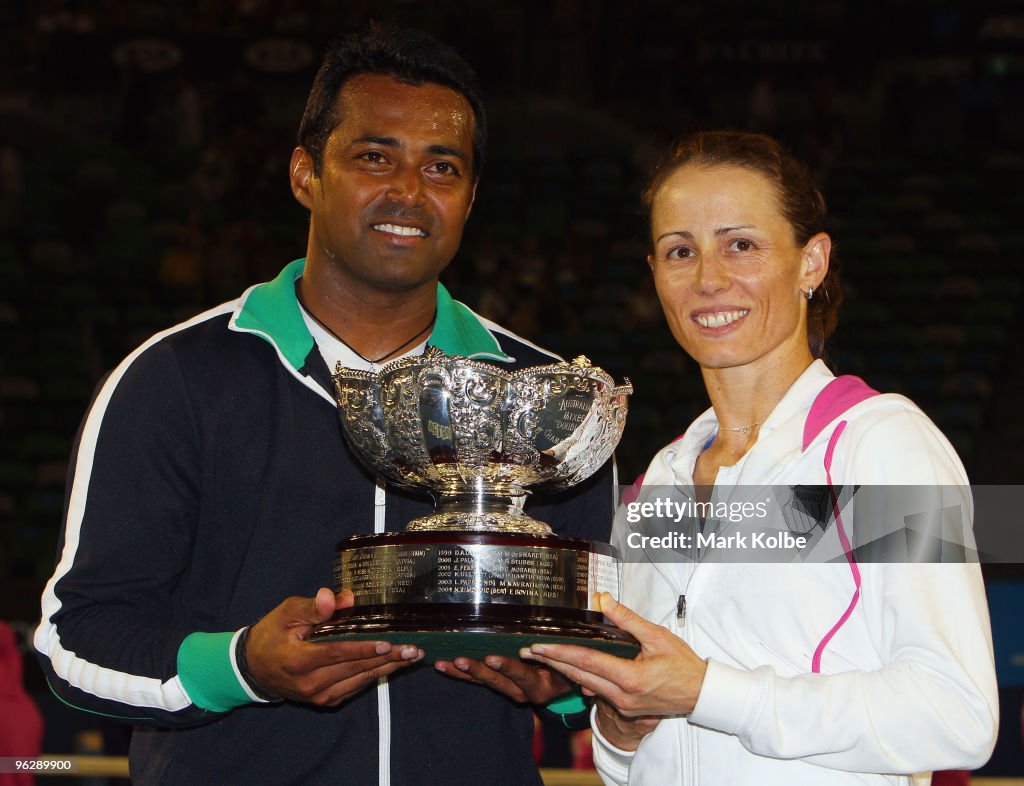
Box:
594 698 661 752
521 593 707 717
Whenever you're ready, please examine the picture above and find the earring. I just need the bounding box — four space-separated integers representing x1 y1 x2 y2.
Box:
805 286 814 300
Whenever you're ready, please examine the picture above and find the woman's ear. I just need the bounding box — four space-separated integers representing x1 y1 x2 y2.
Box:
801 232 831 290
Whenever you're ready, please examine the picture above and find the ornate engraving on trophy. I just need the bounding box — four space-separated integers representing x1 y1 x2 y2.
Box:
535 391 591 449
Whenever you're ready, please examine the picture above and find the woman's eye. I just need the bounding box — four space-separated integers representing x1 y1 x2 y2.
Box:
666 246 694 260
730 238 754 252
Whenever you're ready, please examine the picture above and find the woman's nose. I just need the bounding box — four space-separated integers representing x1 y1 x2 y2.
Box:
694 252 730 295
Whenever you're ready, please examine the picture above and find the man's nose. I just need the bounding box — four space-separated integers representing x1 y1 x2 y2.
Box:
386 164 425 206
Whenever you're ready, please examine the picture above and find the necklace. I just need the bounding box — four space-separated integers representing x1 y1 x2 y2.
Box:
719 421 761 434
296 284 436 365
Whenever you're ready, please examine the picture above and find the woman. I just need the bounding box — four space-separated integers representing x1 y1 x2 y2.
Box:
523 131 998 785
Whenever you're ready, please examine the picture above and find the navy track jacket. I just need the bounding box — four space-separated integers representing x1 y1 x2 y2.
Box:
36 259 615 786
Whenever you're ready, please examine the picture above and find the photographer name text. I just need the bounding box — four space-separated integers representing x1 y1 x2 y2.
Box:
626 531 807 550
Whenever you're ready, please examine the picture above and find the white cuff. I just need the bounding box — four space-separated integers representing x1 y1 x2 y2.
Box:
590 704 634 786
229 627 275 704
689 658 765 736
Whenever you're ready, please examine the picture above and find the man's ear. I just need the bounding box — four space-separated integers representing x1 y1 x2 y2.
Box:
801 232 831 291
289 147 316 210
464 179 478 222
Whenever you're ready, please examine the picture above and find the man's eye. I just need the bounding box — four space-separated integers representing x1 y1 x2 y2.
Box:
430 161 458 175
360 151 386 164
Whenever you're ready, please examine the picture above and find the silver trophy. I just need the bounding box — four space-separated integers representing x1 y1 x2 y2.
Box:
312 347 638 661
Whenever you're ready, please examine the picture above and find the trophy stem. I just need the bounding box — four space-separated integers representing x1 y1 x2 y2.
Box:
405 487 554 535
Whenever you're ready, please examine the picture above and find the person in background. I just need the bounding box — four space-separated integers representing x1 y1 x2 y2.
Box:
524 130 998 785
1 621 43 786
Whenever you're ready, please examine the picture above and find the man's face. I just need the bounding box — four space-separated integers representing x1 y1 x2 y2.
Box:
293 73 477 292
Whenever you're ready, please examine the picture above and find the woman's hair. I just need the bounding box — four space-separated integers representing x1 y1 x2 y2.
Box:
641 130 842 360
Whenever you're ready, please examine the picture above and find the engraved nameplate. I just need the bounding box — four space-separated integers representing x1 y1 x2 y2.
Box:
337 542 618 610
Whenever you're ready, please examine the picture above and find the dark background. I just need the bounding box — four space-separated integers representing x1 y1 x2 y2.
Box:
1 0 1022 776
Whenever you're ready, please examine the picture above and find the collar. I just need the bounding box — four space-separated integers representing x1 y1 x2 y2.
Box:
229 258 511 373
431 282 511 362
658 359 836 484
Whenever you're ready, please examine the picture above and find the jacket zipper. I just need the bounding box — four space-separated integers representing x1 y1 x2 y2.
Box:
679 590 697 786
678 545 701 785
374 480 391 786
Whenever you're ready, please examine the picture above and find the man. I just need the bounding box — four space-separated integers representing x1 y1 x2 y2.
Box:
35 26 613 786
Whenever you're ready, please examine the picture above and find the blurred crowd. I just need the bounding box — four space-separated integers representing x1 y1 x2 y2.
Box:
1 0 1022 610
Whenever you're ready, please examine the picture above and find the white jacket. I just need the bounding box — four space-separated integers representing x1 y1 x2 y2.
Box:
593 360 998 786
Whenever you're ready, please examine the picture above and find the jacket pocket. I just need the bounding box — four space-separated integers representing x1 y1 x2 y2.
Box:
759 640 867 676
758 640 804 675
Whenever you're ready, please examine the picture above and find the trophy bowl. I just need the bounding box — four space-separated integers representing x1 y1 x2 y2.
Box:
312 347 639 662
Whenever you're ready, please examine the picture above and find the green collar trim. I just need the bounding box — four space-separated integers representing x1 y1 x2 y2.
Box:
432 283 511 362
231 259 511 372
232 259 311 370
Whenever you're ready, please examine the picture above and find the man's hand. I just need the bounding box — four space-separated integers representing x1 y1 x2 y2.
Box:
433 654 573 705
245 587 423 707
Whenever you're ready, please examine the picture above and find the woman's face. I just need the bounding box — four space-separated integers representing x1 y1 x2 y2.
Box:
648 163 829 373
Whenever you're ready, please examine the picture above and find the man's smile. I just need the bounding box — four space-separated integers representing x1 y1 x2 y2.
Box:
371 223 428 238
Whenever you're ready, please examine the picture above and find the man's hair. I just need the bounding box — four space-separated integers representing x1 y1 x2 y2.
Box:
297 25 486 181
